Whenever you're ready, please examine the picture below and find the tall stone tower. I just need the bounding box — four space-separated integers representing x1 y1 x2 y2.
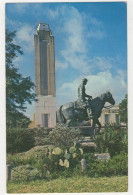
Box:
34 23 56 128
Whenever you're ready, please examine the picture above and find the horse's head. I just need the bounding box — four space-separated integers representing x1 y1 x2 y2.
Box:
104 91 115 105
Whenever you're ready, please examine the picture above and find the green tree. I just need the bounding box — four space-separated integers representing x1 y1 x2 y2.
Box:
119 94 127 124
6 29 36 128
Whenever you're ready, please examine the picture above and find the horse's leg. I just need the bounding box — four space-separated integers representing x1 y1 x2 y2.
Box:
66 119 72 127
91 119 96 139
96 119 101 134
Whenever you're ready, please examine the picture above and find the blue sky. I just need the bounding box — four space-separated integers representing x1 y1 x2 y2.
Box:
6 2 127 119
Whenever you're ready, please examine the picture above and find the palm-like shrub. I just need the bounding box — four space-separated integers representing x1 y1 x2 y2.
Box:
95 124 128 157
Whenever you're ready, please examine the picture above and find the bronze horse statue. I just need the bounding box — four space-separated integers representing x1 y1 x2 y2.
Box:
57 91 115 138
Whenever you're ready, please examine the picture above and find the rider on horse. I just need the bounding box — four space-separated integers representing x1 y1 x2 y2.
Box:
77 78 93 119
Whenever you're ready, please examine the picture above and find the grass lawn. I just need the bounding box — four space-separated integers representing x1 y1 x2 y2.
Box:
7 175 128 193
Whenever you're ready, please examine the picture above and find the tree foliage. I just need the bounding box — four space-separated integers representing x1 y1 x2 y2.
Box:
6 128 35 153
6 29 36 128
119 94 127 124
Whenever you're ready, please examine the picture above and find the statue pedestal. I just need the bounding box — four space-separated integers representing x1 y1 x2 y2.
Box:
79 126 92 136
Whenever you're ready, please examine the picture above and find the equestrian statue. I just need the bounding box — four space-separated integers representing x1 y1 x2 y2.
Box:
57 78 115 138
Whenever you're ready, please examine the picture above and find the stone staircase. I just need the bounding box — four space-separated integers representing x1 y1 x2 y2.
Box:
79 136 110 160
79 136 97 152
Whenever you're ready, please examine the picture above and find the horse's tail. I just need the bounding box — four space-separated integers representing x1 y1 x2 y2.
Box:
56 105 65 124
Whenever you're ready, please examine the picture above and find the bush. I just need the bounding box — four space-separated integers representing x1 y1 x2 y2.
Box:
11 165 43 182
8 149 128 182
6 126 52 154
7 146 53 180
84 152 128 177
45 124 81 149
33 127 51 146
107 152 128 175
7 125 81 153
7 128 35 153
49 151 128 179
7 146 49 167
95 124 128 157
7 143 84 181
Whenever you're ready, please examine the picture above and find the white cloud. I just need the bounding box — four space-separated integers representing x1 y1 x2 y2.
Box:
92 57 112 71
117 69 127 80
55 59 68 70
87 14 103 27
48 8 59 19
87 30 105 39
6 16 35 53
56 79 79 107
61 50 92 73
56 71 127 107
52 5 105 74
57 9 91 73
16 24 34 52
49 5 124 78
63 18 86 53
12 4 29 14
6 17 22 28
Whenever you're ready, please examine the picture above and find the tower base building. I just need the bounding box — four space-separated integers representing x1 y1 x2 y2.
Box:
35 96 56 128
